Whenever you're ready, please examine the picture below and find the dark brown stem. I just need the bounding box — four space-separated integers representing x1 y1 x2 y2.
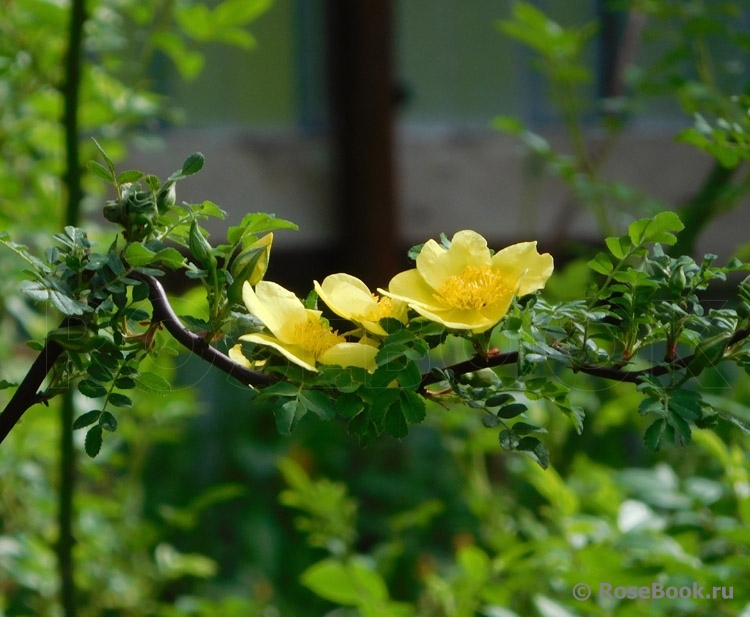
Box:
132 272 276 387
419 351 519 389
420 326 750 390
0 275 275 447
0 334 66 444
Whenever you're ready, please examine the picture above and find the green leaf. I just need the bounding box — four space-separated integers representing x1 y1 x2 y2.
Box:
259 381 299 398
91 138 115 176
496 403 527 419
644 418 667 452
168 152 205 180
99 411 118 432
492 115 524 135
348 411 377 446
384 404 408 438
227 213 298 244
108 392 133 408
87 160 115 183
73 410 101 430
20 281 91 316
604 235 631 259
588 252 613 275
275 399 306 435
395 361 422 389
301 558 387 605
668 389 703 422
667 410 692 446
298 389 335 421
512 421 548 435
558 404 585 435
486 393 514 407
0 379 18 390
499 429 520 451
379 317 404 334
123 242 157 267
155 247 186 269
115 377 136 390
136 372 172 396
78 379 107 399
517 436 550 469
87 364 113 384
628 211 684 247
483 414 501 428
336 393 364 418
638 396 663 416
399 390 426 424
85 426 103 457
117 169 144 184
196 200 226 219
215 0 271 27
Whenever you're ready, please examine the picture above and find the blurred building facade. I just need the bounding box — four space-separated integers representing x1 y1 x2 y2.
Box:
126 0 749 291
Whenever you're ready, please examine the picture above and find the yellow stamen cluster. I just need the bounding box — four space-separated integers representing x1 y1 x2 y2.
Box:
436 265 511 311
294 319 345 359
372 295 396 319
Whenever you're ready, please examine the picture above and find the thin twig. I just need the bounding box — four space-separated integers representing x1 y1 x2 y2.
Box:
420 326 750 391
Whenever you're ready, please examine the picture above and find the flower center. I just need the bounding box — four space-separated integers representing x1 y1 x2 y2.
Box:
294 319 344 359
374 295 397 318
436 265 511 311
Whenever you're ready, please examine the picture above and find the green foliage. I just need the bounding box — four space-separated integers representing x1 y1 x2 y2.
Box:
277 407 750 616
495 1 750 243
3 2 750 615
0 0 271 227
5 141 750 469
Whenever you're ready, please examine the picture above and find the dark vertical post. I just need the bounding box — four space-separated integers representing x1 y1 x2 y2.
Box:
60 0 87 613
325 0 399 287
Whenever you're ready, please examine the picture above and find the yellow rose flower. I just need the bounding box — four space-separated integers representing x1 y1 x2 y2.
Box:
314 273 408 336
380 230 553 333
239 281 377 372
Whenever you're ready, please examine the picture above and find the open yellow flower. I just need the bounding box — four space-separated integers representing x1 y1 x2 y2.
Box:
380 230 553 333
239 281 377 372
314 273 407 336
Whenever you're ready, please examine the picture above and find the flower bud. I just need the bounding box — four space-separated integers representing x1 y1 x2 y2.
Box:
227 234 273 305
157 181 176 214
189 220 216 270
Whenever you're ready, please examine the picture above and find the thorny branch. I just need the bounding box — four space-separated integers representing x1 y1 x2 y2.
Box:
2 273 750 444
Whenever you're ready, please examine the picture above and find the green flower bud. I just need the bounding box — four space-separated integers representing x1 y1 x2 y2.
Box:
157 181 176 214
687 331 733 376
189 220 216 270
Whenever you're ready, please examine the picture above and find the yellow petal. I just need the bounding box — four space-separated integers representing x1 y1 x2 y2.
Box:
228 344 252 369
491 241 554 296
239 332 318 372
243 281 307 342
315 273 377 320
381 269 445 310
319 342 378 372
406 304 498 332
417 230 491 290
246 233 273 285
